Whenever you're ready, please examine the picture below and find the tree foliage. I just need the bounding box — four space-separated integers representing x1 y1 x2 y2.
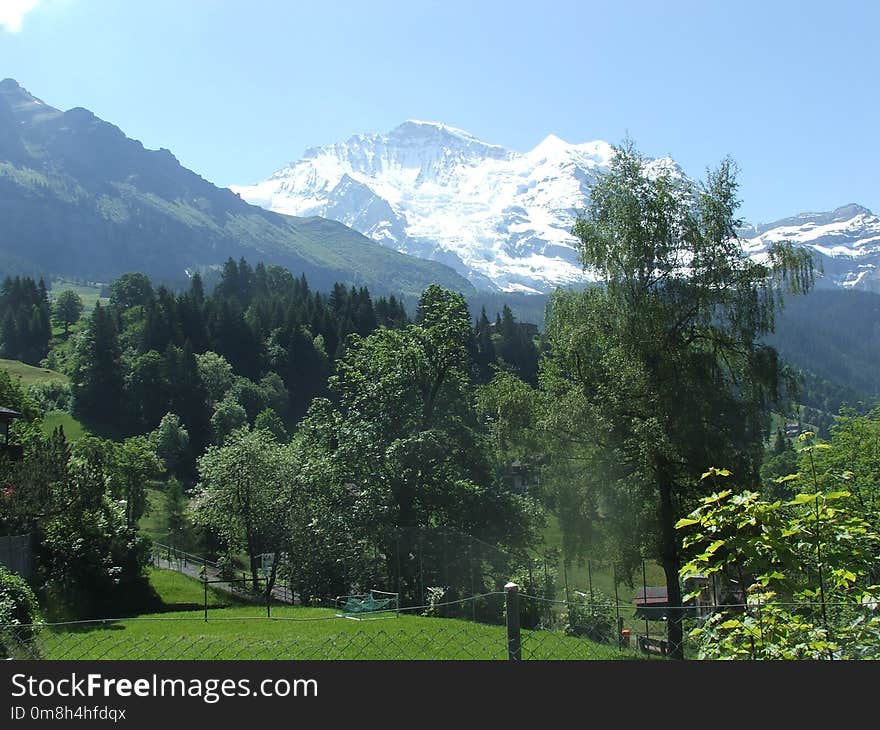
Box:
2 426 151 619
71 302 125 432
293 285 539 603
0 276 51 364
190 427 304 596
52 289 84 337
678 458 880 659
541 139 815 656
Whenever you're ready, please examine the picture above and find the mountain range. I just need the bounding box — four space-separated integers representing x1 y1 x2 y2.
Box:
0 79 473 297
232 121 880 295
1 77 877 303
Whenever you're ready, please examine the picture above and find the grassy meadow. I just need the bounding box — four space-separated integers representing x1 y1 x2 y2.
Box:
25 568 638 661
0 357 68 387
539 513 667 603
48 278 108 313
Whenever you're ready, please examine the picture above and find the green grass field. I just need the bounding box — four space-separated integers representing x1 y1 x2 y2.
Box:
139 486 169 544
40 410 85 441
48 278 108 312
24 568 639 661
0 358 86 439
0 358 68 387
539 512 666 603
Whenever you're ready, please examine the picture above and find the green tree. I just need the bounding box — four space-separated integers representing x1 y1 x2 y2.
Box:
807 407 880 533
228 376 269 423
254 407 288 443
124 350 166 431
259 372 289 420
163 477 188 547
150 412 190 477
109 272 154 311
678 464 880 659
0 564 41 656
107 435 164 528
542 140 815 657
190 427 303 596
475 371 543 491
210 398 247 445
0 276 51 364
160 344 211 457
71 302 125 432
52 289 84 337
299 285 537 603
4 428 150 619
195 351 234 407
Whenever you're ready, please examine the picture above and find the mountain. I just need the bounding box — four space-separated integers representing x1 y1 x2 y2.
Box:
739 205 880 291
0 80 474 297
233 121 880 294
232 121 625 293
767 288 880 403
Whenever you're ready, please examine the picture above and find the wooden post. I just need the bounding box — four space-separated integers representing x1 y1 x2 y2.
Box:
203 557 208 623
613 563 621 646
418 531 424 607
395 531 402 607
505 582 521 661
562 560 571 604
468 537 476 622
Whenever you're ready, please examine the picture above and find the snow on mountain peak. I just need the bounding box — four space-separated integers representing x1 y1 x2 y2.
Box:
232 121 605 291
532 133 569 153
396 119 494 145
231 122 880 294
739 204 880 290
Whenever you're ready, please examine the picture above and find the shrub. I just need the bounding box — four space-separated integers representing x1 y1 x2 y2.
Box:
0 564 41 657
564 588 616 643
510 561 558 630
27 380 72 413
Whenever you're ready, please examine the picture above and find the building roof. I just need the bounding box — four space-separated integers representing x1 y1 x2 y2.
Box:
0 407 22 422
633 586 668 605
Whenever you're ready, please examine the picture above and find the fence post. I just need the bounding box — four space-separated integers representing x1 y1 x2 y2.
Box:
395 532 402 607
613 563 621 644
505 581 521 661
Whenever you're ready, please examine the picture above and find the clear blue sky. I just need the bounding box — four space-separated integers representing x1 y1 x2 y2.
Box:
1 0 877 223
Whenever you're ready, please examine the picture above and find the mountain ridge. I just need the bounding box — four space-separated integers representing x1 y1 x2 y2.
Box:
0 79 475 297
233 121 880 294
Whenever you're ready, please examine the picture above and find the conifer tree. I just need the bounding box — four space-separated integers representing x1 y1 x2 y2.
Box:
71 302 125 432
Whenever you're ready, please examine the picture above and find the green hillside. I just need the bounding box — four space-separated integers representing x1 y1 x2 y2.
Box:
0 357 68 386
0 79 474 299
768 287 880 403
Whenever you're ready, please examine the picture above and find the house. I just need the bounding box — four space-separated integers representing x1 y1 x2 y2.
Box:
633 586 671 620
501 459 538 494
0 406 23 461
632 575 726 620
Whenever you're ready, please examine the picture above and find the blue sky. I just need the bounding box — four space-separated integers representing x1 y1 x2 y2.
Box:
1 0 877 223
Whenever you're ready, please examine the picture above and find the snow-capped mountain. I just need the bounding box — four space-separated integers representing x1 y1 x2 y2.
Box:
231 120 625 293
739 204 880 291
231 121 880 294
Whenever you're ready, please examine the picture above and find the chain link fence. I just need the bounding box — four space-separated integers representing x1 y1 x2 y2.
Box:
156 526 555 616
3 586 875 660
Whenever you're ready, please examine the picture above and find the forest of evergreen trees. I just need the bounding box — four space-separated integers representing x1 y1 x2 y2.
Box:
0 260 542 479
0 276 52 364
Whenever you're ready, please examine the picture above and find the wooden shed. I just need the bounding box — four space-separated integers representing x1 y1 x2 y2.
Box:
0 406 23 460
